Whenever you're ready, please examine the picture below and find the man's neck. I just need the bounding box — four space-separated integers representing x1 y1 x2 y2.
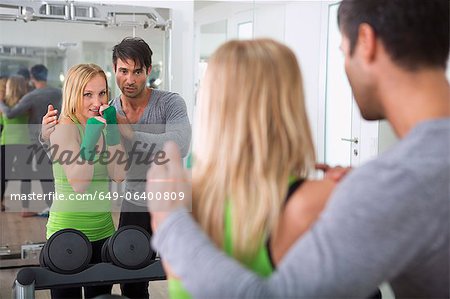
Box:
120 88 152 111
34 81 47 89
380 68 450 138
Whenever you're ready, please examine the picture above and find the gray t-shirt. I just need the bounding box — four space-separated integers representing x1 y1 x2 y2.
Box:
0 87 62 143
153 118 450 298
111 89 191 204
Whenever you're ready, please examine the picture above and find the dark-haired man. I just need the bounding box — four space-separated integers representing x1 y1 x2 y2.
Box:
147 0 450 298
111 37 191 298
0 64 61 213
16 67 34 92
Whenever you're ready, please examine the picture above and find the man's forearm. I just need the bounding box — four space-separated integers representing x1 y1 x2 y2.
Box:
0 102 11 116
152 168 430 298
133 127 191 157
152 209 282 298
0 98 29 118
152 208 379 299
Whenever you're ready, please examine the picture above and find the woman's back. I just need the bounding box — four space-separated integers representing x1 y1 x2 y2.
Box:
168 39 335 298
0 76 31 145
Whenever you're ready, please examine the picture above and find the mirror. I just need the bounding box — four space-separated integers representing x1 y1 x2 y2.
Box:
0 0 170 272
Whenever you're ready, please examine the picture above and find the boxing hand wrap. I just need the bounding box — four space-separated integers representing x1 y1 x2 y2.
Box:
101 106 121 146
80 117 104 161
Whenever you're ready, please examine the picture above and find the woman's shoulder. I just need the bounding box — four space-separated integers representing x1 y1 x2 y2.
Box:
51 117 79 144
293 179 336 198
59 117 75 125
284 179 336 221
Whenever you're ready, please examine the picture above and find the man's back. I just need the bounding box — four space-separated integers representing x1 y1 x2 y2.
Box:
383 119 449 298
325 118 450 298
24 87 62 125
151 118 449 299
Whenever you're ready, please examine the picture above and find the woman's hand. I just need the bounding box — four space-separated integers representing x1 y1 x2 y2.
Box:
315 163 352 182
146 142 191 232
41 104 59 142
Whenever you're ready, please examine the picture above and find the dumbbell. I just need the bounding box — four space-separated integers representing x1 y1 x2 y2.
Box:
101 225 153 270
40 228 92 274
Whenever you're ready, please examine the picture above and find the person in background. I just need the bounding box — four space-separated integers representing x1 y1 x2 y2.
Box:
147 0 450 298
16 67 34 92
0 75 33 216
0 64 62 215
47 63 126 298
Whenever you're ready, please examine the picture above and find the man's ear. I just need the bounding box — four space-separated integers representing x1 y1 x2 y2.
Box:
146 66 152 76
356 23 377 64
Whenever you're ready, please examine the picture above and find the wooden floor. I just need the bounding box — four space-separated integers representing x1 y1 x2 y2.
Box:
0 210 168 298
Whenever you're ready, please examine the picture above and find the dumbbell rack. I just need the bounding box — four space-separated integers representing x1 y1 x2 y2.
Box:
12 260 166 299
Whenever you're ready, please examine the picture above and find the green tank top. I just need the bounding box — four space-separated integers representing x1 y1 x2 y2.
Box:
0 114 31 145
168 176 300 298
168 203 273 299
46 121 115 242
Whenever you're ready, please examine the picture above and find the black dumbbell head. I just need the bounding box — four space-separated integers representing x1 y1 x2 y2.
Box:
44 228 92 274
108 225 152 270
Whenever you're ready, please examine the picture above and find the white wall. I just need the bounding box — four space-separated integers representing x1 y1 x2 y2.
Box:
284 1 326 153
253 3 285 41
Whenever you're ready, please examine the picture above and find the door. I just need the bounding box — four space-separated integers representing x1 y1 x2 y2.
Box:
323 2 379 167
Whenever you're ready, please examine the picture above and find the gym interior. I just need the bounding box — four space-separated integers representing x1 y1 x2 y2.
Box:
1 1 449 298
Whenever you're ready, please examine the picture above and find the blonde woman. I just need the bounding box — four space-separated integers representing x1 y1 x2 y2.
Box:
163 39 336 298
47 64 126 298
0 75 33 215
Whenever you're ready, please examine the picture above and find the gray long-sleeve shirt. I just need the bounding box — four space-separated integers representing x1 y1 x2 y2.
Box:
0 87 61 143
153 118 450 299
111 89 191 202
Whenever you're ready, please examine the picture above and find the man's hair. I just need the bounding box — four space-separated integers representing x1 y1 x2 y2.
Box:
112 37 153 72
337 0 449 70
17 68 30 80
30 64 48 82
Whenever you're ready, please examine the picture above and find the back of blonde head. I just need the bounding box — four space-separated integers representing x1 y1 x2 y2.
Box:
4 75 27 107
193 39 315 260
61 63 108 120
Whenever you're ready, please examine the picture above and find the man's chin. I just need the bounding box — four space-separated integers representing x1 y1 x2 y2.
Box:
123 91 138 98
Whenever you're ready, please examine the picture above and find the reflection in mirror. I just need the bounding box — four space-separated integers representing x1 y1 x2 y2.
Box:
0 2 169 96
0 0 170 276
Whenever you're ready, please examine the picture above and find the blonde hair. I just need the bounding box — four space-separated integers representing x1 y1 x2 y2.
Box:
193 39 315 260
61 64 108 120
0 77 7 101
4 75 27 107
